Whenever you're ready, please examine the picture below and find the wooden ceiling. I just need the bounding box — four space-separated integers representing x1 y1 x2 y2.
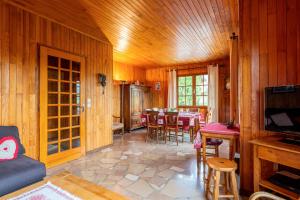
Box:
5 0 238 67
80 0 237 66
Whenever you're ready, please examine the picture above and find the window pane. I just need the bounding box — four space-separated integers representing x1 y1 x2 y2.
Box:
196 96 204 106
186 86 192 95
178 96 185 106
204 85 208 95
196 86 204 95
178 77 185 86
178 86 185 95
196 75 203 85
204 96 208 106
204 75 208 84
185 76 192 86
196 86 200 95
186 96 193 106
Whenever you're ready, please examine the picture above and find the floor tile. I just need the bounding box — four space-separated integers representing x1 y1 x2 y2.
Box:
47 129 242 200
127 179 154 198
158 169 175 179
161 179 202 198
170 166 185 173
125 174 139 181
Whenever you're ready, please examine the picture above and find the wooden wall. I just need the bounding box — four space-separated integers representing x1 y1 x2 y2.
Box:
0 2 113 159
239 0 300 193
112 62 146 117
145 67 168 108
145 58 230 122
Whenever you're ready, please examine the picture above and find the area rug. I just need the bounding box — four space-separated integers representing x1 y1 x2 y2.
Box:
8 182 81 200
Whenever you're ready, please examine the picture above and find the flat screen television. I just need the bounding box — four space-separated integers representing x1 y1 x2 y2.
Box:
265 85 300 136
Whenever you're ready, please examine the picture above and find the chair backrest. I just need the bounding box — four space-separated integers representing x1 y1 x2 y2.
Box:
194 116 200 131
199 108 208 121
165 112 179 127
189 107 199 112
206 108 212 123
146 111 159 126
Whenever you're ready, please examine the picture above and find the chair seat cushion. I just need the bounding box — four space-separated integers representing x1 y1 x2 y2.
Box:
180 125 190 132
0 155 46 196
112 122 124 131
206 138 223 146
165 125 178 129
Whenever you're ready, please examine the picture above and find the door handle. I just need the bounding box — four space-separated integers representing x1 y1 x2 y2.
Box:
81 104 85 113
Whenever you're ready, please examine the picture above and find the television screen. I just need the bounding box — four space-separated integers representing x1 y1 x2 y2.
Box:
265 85 300 135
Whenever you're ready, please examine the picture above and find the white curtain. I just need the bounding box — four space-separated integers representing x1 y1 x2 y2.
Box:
167 69 177 108
207 65 219 122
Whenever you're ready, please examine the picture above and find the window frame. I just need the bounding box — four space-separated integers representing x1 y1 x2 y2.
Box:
177 74 208 108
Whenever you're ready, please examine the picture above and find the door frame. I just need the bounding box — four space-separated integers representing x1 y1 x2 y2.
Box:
39 46 86 168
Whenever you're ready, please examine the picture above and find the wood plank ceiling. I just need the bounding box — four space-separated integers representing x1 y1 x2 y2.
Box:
80 0 236 66
5 0 237 67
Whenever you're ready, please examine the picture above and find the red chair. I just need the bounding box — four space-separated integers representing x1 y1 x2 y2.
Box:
178 117 193 143
194 129 223 166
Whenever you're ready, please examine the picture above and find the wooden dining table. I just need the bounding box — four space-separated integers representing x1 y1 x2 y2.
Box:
201 122 240 163
141 111 201 127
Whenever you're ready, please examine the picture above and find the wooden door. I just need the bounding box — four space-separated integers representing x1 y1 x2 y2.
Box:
40 46 85 168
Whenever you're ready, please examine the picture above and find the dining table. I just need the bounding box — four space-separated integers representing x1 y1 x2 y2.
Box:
200 122 240 163
141 111 204 141
141 111 202 126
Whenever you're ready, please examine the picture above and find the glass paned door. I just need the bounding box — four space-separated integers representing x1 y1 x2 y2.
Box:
40 46 85 167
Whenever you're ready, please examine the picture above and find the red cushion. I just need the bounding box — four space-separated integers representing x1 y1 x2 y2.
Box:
0 136 19 161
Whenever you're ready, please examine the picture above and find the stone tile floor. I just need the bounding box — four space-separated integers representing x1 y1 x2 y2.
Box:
47 129 242 200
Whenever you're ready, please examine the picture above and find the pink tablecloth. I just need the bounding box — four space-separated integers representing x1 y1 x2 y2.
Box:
194 122 240 149
141 112 201 127
201 122 240 135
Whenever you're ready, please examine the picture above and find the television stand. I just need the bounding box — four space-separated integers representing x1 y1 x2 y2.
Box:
250 136 300 200
280 138 300 146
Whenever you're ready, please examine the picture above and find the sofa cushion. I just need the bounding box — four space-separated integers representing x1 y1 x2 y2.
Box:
0 126 25 155
0 136 19 161
0 155 46 196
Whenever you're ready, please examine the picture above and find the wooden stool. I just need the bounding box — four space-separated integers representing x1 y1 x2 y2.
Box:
206 157 239 200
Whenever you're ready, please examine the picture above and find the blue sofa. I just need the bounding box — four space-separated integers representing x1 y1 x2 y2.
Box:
0 126 46 196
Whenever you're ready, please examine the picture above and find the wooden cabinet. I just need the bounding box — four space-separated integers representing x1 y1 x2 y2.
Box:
123 84 151 131
250 137 300 200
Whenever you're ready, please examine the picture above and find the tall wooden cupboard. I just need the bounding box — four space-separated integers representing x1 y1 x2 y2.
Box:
123 84 151 131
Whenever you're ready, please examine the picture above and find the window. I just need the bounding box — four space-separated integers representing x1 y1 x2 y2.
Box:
177 74 208 107
195 74 208 106
178 76 193 106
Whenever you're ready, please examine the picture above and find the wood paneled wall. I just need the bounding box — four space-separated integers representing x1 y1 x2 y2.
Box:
145 58 230 122
239 0 300 193
145 67 168 108
113 62 146 117
0 2 113 159
113 62 146 84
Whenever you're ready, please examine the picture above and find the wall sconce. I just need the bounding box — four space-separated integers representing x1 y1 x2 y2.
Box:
97 73 106 94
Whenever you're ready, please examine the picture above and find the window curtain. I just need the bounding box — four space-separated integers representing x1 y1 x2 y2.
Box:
167 69 177 108
207 65 219 122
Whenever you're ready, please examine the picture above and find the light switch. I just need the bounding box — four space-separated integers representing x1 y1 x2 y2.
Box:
87 98 92 108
